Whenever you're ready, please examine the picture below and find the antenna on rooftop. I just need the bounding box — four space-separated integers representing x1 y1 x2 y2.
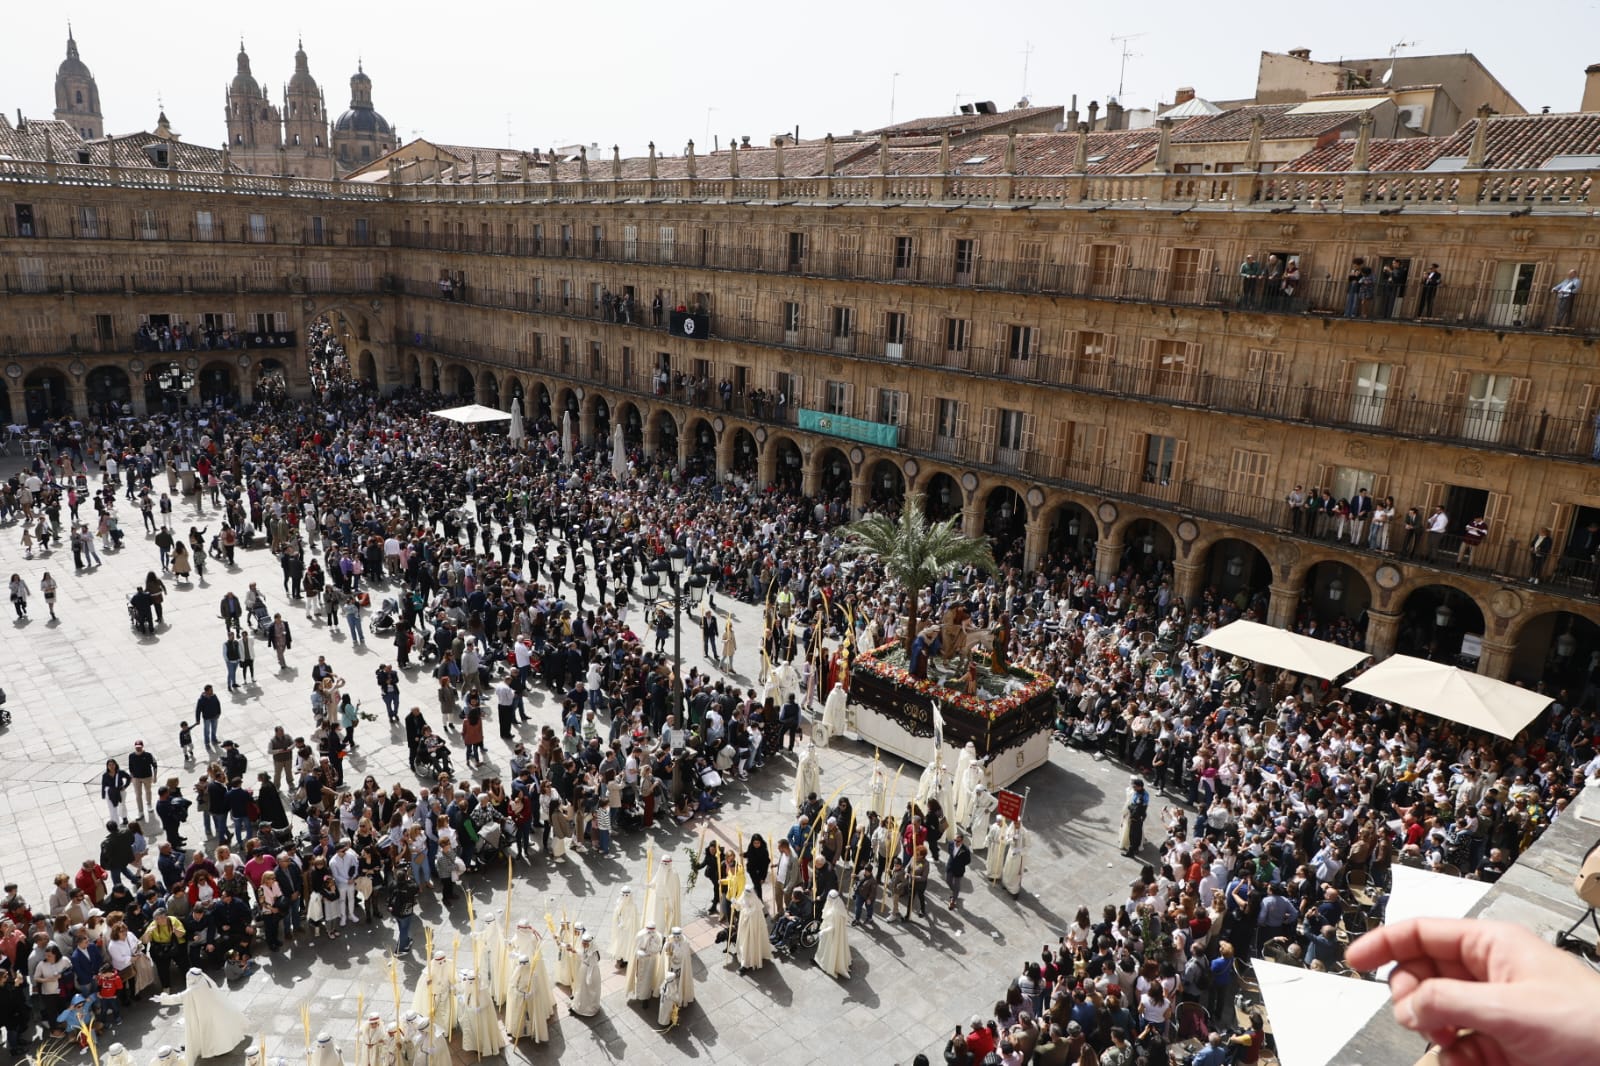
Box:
1111 32 1144 100
1020 43 1034 103
1381 40 1418 85
890 72 901 125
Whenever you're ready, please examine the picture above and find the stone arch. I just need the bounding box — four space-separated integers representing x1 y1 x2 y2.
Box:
730 426 759 476
142 361 186 414
649 407 680 461
22 367 71 424
453 365 475 399
616 400 643 445
770 434 805 492
866 457 905 510
1508 609 1600 688
813 445 852 500
982 483 1027 556
589 392 611 441
1300 559 1372 624
1396 583 1490 667
0 380 11 425
198 360 238 406
1044 497 1097 564
480 370 500 408
407 353 423 389
1197 536 1273 611
1120 515 1177 575
921 471 963 522
532 381 552 420
85 364 131 416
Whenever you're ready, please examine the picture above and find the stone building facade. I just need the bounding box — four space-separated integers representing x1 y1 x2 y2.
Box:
3 106 1600 688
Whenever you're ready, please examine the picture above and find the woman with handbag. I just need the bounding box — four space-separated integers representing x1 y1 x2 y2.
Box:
255 870 285 950
139 911 186 994
103 920 142 1003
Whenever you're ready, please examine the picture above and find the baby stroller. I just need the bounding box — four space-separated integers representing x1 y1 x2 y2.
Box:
248 596 273 635
373 597 399 634
0 686 10 728
465 807 511 864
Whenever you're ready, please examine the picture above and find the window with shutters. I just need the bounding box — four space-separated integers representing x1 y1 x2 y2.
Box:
830 306 853 351
658 226 674 263
954 238 976 282
997 409 1027 464
1153 340 1191 397
560 224 574 255
1090 244 1118 288
591 224 604 255
93 314 115 346
782 301 801 342
196 258 222 283
590 341 604 374
20 311 50 348
1350 361 1391 426
138 210 161 240
824 380 851 416
1017 241 1043 288
786 231 806 269
76 257 108 289
1144 435 1179 486
622 225 638 259
1329 466 1376 505
559 336 573 367
1245 348 1287 411
1228 449 1271 498
875 388 905 425
835 231 859 275
560 279 572 309
353 262 373 291
1462 373 1515 443
894 235 915 277
1007 325 1034 362
944 317 969 353
306 261 330 290
884 311 908 359
1170 247 1202 299
936 398 962 445
531 277 544 306
248 213 267 242
78 206 101 238
1073 331 1111 388
531 334 545 363
15 255 46 292
737 295 755 326
195 211 215 241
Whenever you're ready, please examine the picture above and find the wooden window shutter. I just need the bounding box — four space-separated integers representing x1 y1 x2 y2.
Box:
1195 249 1216 289
1169 438 1190 487
918 395 936 436
1127 430 1148 478
1334 359 1354 394
841 382 855 417
1423 481 1445 512
1311 463 1331 492
1050 419 1073 478
1507 376 1532 418
1549 502 1574 557
865 386 879 423
1371 474 1391 503
1154 246 1174 297
1443 370 1468 406
978 407 998 463
954 402 970 441
1019 413 1037 457
1384 363 1408 427
1485 491 1513 545
1088 424 1107 468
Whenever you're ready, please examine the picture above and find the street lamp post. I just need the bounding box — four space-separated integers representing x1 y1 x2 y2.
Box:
640 546 708 724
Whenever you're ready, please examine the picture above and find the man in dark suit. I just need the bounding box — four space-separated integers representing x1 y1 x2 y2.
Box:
945 831 973 909
269 614 292 669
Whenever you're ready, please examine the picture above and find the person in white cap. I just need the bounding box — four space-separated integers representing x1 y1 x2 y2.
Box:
967 786 997 851
353 1014 385 1066
379 1023 403 1066
609 888 640 969
397 1012 424 1066
470 914 506 1007
149 1046 177 1066
308 1033 342 1066
734 882 773 973
529 933 558 1030
815 889 851 978
409 951 456 1033
570 932 602 1018
453 970 502 1055
661 926 695 1005
154 968 248 1066
625 922 662 1002
106 1044 138 1066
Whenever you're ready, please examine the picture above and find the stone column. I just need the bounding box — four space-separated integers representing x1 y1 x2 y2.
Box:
67 383 88 419
1476 636 1516 680
578 401 595 445
1364 609 1402 660
715 433 732 482
129 387 148 418
1173 560 1206 606
850 470 871 519
676 425 691 471
801 454 822 498
1266 581 1301 628
238 374 254 406
961 495 982 539
757 441 776 491
642 414 660 457
1023 514 1049 573
1094 537 1123 584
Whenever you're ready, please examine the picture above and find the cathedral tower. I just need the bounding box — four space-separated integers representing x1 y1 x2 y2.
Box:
282 39 334 179
53 26 103 140
224 40 284 174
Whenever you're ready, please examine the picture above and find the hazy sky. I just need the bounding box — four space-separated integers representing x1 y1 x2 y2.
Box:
7 0 1597 156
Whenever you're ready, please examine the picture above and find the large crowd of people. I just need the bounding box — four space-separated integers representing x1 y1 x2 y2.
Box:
0 316 1595 1065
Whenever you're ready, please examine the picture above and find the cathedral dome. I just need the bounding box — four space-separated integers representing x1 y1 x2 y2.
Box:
232 44 261 97
333 107 393 135
287 41 319 96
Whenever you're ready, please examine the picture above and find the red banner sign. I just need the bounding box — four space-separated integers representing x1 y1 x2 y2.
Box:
995 789 1024 822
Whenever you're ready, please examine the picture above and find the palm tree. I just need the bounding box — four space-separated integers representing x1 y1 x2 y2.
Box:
841 493 997 651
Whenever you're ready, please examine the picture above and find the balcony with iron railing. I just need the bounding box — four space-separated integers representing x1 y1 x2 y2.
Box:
393 328 1599 609
388 275 1600 463
2 272 389 298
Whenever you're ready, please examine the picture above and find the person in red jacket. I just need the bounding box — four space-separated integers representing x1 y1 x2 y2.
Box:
73 861 108 905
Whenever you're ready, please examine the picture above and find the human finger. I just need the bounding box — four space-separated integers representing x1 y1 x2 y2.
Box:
1438 1032 1513 1066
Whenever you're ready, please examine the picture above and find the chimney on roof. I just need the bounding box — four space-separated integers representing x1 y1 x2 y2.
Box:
1583 63 1600 112
1066 93 1079 131
1288 47 1312 61
1105 98 1124 132
1087 100 1100 129
1174 87 1196 106
1468 104 1492 168
741 135 751 147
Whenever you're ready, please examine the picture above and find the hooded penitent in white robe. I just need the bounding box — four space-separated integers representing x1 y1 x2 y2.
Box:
410 952 456 1033
154 969 249 1066
985 816 1011 880
454 971 503 1056
503 955 544 1044
647 859 683 931
1001 824 1026 896
308 1034 342 1066
734 885 773 971
353 1015 386 1066
952 743 981 827
967 787 998 850
794 743 822 812
625 925 662 1001
571 935 603 1017
867 762 889 818
815 890 851 978
609 888 640 967
471 915 507 1006
656 968 684 1028
662 928 695 1005
817 683 848 745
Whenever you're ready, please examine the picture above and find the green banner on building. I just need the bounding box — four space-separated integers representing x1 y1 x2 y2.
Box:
797 408 900 448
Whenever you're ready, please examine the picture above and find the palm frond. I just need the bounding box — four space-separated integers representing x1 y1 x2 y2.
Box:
842 493 997 602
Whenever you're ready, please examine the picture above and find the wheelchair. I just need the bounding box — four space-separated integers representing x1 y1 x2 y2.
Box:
413 739 454 779
770 911 822 956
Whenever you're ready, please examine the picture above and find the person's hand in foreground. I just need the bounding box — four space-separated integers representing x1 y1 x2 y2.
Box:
1347 917 1600 1066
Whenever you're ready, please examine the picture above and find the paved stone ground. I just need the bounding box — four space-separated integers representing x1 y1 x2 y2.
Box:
0 458 1164 1066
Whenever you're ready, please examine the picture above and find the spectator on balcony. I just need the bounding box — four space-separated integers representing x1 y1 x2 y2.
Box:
438 275 454 301
1344 257 1366 317
1400 506 1423 558
1425 505 1450 559
1280 258 1300 304
651 292 664 327
1552 268 1582 327
1458 515 1489 567
1369 496 1395 552
1284 485 1306 534
1237 254 1262 308
1529 526 1553 583
1417 263 1443 317
1348 489 1373 546
1379 259 1409 318
1262 254 1284 310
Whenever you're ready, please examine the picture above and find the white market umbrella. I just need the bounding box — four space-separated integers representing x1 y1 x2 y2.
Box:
428 403 513 425
561 409 574 467
1344 654 1551 740
611 422 627 480
507 397 525 442
1196 619 1369 681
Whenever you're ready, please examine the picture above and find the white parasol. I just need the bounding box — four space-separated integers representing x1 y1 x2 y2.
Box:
561 409 574 467
611 421 627 480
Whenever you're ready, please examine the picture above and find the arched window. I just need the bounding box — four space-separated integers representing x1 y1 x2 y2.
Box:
234 133 244 145
293 134 301 145
314 136 322 147
75 90 83 105
361 145 371 160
